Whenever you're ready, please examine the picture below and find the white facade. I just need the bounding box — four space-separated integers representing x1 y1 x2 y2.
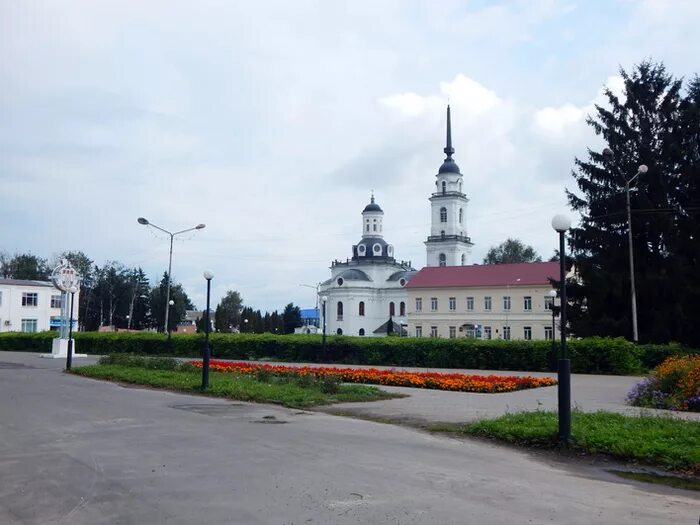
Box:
0 279 79 333
319 196 416 337
425 105 473 267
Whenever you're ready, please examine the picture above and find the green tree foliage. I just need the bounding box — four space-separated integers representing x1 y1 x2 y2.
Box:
2 253 50 280
282 303 302 334
150 272 195 333
483 239 542 264
567 61 700 345
214 290 243 333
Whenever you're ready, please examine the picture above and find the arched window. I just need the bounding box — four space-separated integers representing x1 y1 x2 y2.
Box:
337 328 343 335
399 301 405 316
359 301 365 316
440 207 447 223
439 253 447 267
337 301 343 320
461 253 466 266
373 223 377 231
459 181 462 193
440 230 445 240
441 181 446 194
366 224 369 232
459 208 463 224
389 302 395 316
359 328 365 336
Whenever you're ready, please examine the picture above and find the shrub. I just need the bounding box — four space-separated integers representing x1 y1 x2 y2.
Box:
627 355 700 411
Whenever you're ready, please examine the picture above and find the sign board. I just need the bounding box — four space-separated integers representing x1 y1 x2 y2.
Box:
51 259 81 292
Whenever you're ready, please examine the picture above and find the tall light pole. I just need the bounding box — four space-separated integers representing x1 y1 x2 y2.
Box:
321 295 328 361
65 285 77 371
602 149 648 342
552 214 571 444
202 271 214 390
547 289 559 372
137 218 205 336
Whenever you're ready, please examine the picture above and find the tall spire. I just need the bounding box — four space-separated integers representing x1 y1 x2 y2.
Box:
443 105 455 158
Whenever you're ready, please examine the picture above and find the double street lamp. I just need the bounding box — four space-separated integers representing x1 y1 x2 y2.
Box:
552 214 571 444
137 217 205 338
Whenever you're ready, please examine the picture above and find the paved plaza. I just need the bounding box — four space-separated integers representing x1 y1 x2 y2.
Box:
0 351 697 524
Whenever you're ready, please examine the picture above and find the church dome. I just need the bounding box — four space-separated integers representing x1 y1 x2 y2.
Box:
354 237 391 258
363 197 383 213
438 158 461 174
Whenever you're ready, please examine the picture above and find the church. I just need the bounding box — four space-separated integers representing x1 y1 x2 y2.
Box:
318 105 470 337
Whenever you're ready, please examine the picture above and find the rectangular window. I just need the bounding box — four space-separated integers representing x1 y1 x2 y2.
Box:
503 326 511 340
524 326 532 340
430 297 438 311
524 296 532 311
415 326 422 338
484 326 492 340
22 293 38 307
430 326 438 338
545 326 553 340
415 298 422 312
449 297 456 311
466 296 474 311
503 296 511 310
21 319 38 333
544 296 554 310
484 296 491 311
449 326 456 338
51 295 62 309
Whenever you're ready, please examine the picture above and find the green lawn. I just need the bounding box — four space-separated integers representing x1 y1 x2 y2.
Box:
71 364 397 408
435 411 700 474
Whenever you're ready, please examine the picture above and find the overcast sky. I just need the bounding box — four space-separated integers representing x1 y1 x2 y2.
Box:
1 0 699 312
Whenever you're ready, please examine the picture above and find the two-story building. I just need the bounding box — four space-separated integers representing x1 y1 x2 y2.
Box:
405 262 560 340
0 278 79 333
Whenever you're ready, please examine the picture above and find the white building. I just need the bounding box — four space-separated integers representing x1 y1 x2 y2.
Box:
425 105 473 267
0 278 79 333
319 196 416 337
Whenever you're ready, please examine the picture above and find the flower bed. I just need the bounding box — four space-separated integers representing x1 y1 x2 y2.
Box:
191 360 557 393
627 355 700 411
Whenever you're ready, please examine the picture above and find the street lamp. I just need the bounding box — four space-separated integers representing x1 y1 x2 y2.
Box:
137 217 205 338
321 295 328 361
602 149 647 342
66 285 77 371
547 289 559 372
552 214 571 444
202 270 214 389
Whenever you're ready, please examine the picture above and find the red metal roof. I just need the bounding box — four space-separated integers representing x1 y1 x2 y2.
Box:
406 262 559 289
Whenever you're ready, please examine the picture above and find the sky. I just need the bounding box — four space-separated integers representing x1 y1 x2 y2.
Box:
1 0 699 312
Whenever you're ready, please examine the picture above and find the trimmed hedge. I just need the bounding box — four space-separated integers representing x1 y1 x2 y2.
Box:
2 331 697 375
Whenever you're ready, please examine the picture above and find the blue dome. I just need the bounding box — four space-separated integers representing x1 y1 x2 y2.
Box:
439 158 461 174
363 202 383 212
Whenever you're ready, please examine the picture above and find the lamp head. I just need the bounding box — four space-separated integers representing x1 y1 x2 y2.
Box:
321 295 328 302
551 214 571 233
638 164 648 174
137 217 149 225
169 300 175 306
196 224 206 230
68 285 78 294
203 270 214 280
548 289 557 298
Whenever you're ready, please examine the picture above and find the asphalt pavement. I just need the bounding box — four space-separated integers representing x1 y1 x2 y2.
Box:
0 351 698 524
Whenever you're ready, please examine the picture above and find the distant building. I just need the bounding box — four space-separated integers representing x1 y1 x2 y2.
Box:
0 278 79 333
295 308 320 334
177 310 205 333
406 262 560 341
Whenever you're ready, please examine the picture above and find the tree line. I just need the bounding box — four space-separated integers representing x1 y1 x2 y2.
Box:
0 251 304 334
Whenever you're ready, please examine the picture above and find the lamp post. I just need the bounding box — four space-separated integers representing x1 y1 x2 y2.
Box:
321 295 328 361
66 285 77 371
601 149 648 342
243 318 248 333
202 271 214 389
137 217 205 338
547 289 559 372
552 214 571 444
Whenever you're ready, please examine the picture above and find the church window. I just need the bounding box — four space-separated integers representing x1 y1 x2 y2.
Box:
461 254 466 265
441 181 446 194
366 224 369 232
337 277 344 286
358 245 366 255
389 302 395 316
399 302 405 316
373 243 382 254
337 328 343 335
359 301 365 316
337 301 343 320
373 224 377 231
440 207 447 223
459 181 462 193
439 253 446 267
459 208 463 224
359 328 365 336
440 230 445 240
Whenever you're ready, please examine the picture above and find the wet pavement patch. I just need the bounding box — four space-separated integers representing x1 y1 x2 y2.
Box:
169 403 248 416
0 361 35 370
609 470 700 491
251 415 288 424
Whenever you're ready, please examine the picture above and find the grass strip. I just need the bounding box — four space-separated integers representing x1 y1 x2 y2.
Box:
442 411 700 474
71 364 398 408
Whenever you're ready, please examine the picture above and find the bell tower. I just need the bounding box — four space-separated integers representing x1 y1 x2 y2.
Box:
425 105 473 267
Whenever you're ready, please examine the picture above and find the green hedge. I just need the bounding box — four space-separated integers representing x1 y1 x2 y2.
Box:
2 331 697 375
